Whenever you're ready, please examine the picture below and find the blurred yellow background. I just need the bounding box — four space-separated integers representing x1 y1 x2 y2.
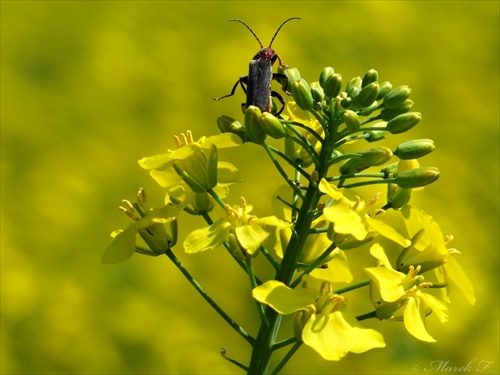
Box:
1 1 498 374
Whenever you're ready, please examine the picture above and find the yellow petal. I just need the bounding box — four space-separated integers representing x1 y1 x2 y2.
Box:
184 218 230 254
403 297 436 342
252 281 316 314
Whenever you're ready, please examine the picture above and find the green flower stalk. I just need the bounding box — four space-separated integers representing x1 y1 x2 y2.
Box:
105 62 473 375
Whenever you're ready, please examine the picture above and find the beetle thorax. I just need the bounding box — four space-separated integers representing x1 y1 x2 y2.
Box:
253 47 275 61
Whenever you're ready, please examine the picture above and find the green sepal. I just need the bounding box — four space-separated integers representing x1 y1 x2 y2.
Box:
291 79 314 111
362 69 379 88
395 167 440 188
259 112 286 139
394 139 435 159
383 85 411 109
244 105 267 144
386 112 421 134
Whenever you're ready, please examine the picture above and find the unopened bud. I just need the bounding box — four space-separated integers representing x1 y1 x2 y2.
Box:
387 183 412 209
310 81 325 103
395 167 440 188
394 139 435 159
244 106 267 143
259 112 286 139
322 73 342 98
377 81 393 100
380 99 414 121
340 146 393 174
217 115 247 142
364 130 389 142
291 79 314 111
355 81 380 108
277 65 290 91
386 112 421 134
285 67 302 86
343 110 361 132
383 85 411 109
345 76 362 99
319 66 335 87
362 69 379 88
381 162 399 177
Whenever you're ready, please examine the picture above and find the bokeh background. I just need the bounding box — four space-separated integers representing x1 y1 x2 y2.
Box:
1 1 498 374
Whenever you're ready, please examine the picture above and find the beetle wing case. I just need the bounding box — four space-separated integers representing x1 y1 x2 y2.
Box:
246 58 274 112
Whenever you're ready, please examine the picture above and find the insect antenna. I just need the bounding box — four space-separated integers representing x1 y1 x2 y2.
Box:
228 19 264 48
268 17 301 47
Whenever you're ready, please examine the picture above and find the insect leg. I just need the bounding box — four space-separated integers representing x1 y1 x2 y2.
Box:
270 91 286 116
213 76 249 101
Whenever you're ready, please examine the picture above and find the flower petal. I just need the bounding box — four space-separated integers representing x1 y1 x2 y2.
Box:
365 267 405 302
252 280 316 314
403 297 436 342
204 133 243 148
217 161 243 184
443 254 476 305
184 218 230 254
102 225 137 264
310 249 353 284
303 307 385 361
366 216 411 247
235 223 269 255
323 204 367 240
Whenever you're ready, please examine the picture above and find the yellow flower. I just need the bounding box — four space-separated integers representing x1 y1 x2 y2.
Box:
365 244 449 342
397 205 475 305
252 278 385 360
183 198 290 258
319 179 411 249
138 131 242 206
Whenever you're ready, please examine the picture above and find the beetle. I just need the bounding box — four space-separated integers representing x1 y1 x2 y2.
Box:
213 17 300 115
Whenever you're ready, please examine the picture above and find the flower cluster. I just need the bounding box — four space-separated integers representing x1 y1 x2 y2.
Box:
104 65 474 374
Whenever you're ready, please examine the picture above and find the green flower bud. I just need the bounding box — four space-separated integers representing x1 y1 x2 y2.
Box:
394 139 435 159
285 67 302 86
310 81 325 103
277 65 290 91
319 66 335 87
377 81 393 100
386 112 421 134
383 85 411 109
291 79 314 111
259 112 286 139
340 146 393 174
217 115 247 141
362 69 378 88
364 130 388 142
345 76 362 99
386 183 412 209
355 81 380 108
340 96 352 109
395 167 440 188
343 110 361 132
381 162 398 177
244 106 267 143
380 99 414 121
322 73 342 98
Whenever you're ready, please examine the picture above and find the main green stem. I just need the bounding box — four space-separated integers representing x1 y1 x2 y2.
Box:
246 183 321 374
247 118 336 374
